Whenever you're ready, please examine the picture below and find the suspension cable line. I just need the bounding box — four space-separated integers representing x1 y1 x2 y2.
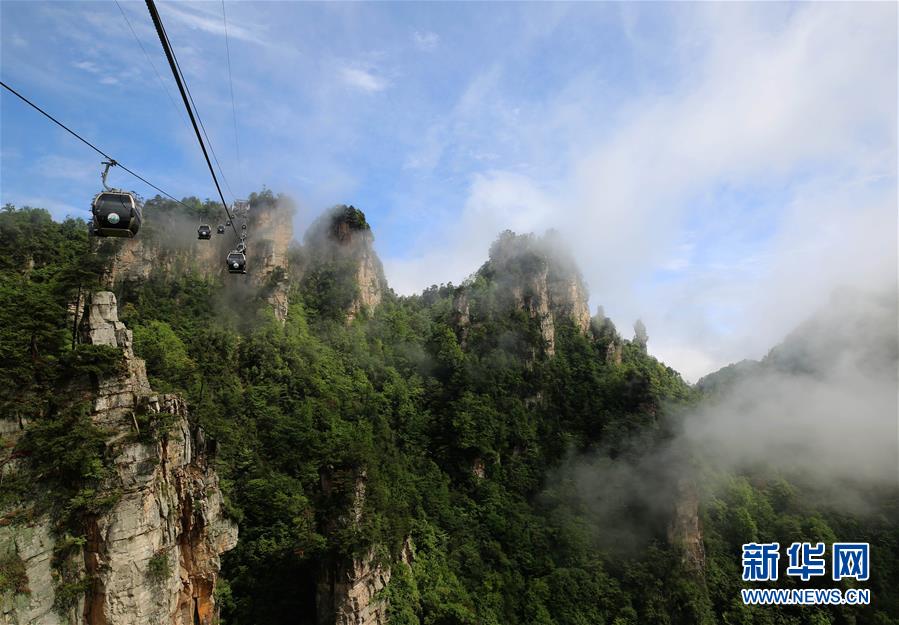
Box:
222 0 241 166
113 0 188 130
144 0 239 238
169 47 237 203
147 1 236 204
1 80 194 211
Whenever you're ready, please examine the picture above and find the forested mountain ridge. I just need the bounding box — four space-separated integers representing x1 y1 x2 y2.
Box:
0 196 896 625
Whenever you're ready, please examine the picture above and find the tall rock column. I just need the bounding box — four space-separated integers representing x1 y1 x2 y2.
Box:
0 292 237 625
316 467 412 625
480 230 592 357
302 205 387 322
667 478 706 575
80 291 238 625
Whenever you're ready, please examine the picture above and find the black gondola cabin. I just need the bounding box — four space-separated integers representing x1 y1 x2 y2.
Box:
90 191 141 238
217 224 226 234
227 251 247 274
198 224 212 240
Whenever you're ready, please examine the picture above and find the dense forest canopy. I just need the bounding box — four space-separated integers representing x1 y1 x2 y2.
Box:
0 198 897 625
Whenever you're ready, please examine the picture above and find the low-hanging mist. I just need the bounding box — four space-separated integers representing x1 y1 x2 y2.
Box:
549 286 898 558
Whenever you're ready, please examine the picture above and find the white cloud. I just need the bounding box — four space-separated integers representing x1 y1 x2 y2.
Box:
384 171 559 293
0 148 21 164
382 2 897 379
561 2 896 376
73 60 100 73
158 2 266 46
412 30 439 51
338 66 389 93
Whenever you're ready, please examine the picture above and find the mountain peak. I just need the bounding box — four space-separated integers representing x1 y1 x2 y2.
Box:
307 204 372 247
463 229 592 356
301 205 386 321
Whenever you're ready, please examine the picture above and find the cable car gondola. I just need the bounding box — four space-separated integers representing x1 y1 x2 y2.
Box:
226 250 247 274
198 224 212 240
225 220 231 227
90 160 142 238
217 224 226 234
241 222 247 230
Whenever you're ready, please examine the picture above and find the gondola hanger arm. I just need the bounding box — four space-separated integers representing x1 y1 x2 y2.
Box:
101 159 119 191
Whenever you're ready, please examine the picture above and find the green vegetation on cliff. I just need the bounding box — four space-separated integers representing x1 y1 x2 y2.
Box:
1 202 897 625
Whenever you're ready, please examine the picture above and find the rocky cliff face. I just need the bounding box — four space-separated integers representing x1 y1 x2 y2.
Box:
317 549 391 625
303 206 386 321
667 479 705 575
0 292 236 625
316 468 411 625
466 230 592 356
0 508 61 625
103 198 294 322
102 199 388 325
349 240 385 321
243 199 293 322
102 225 222 285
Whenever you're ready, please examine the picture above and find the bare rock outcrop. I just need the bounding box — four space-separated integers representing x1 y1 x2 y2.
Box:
350 241 385 320
82 292 238 625
303 206 386 321
510 263 557 355
317 549 391 625
462 230 592 356
0 292 237 625
316 467 411 625
667 479 705 575
547 269 591 335
605 341 623 366
244 199 293 322
451 289 471 347
103 196 294 322
0 521 62 625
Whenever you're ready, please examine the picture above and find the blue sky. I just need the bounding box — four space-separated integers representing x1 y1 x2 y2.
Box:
1 1 896 380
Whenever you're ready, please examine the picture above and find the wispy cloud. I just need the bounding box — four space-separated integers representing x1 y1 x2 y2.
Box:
159 2 266 46
73 60 100 73
412 30 439 51
11 196 86 220
338 65 389 93
2 1 894 382
72 58 135 88
384 3 897 380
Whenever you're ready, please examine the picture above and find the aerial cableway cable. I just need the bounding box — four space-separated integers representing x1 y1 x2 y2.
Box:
146 0 237 204
114 0 189 130
170 47 237 203
147 2 236 204
222 0 241 166
145 0 239 238
0 80 194 211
